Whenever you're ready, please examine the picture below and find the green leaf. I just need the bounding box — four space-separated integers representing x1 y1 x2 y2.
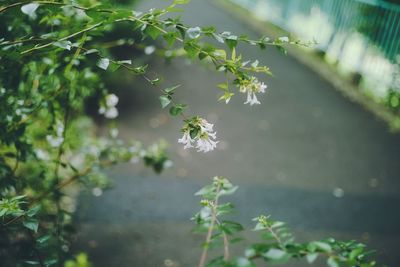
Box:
349 247 364 260
184 42 198 58
213 49 226 60
145 25 161 40
21 3 39 19
117 60 132 65
163 32 177 47
27 205 41 217
220 220 244 234
176 24 186 39
236 257 255 267
202 26 216 35
198 51 208 61
218 92 234 104
310 241 332 253
151 77 162 85
86 9 107 22
225 35 238 51
306 253 318 263
212 33 224 43
173 0 190 4
258 42 266 50
24 261 40 265
194 184 214 196
108 62 121 72
231 47 236 60
83 49 99 55
169 104 186 116
327 257 339 267
164 85 180 94
97 58 110 70
166 7 184 12
217 82 228 90
216 203 234 215
0 209 7 217
220 185 238 195
263 248 288 261
159 95 171 108
23 219 39 232
189 127 199 139
109 10 132 21
12 195 26 200
276 45 287 55
53 40 72 51
36 235 51 244
44 259 58 266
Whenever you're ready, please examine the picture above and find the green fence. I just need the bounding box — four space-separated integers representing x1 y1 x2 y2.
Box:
231 0 400 99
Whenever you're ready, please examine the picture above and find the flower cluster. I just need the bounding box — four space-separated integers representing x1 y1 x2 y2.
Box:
238 77 267 105
178 117 218 153
46 120 65 148
99 93 119 119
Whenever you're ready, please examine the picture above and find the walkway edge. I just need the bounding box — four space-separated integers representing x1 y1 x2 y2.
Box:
211 0 400 132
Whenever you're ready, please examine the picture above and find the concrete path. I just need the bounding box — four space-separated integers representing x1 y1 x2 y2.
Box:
73 1 400 266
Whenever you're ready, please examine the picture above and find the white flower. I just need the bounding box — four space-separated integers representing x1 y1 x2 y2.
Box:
178 117 218 153
55 120 64 136
110 128 119 138
99 94 119 119
187 27 201 39
105 93 119 107
144 45 155 55
178 131 194 149
46 120 65 147
239 77 267 106
244 91 260 105
104 106 118 119
196 137 218 153
92 187 103 197
163 160 174 169
98 106 106 114
87 145 100 157
130 156 140 164
35 149 50 161
46 135 64 147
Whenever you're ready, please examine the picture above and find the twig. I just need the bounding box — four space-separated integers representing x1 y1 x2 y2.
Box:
216 218 230 261
266 224 283 247
21 22 103 55
198 184 221 267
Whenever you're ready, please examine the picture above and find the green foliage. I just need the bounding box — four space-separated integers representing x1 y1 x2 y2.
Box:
193 178 377 267
64 253 91 267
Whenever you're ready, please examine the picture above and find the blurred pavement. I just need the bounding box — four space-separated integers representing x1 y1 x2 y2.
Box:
73 1 400 266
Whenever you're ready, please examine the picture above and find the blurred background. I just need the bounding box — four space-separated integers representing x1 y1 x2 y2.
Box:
73 0 400 266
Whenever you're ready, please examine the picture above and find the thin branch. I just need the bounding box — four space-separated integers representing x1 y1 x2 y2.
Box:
20 22 103 55
266 224 283 246
216 218 230 261
198 184 221 267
